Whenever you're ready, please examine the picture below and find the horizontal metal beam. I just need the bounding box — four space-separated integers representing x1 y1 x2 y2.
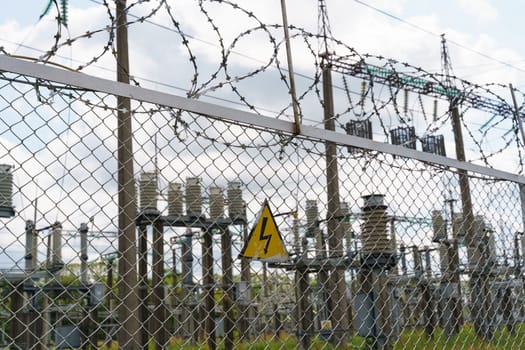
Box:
0 269 51 282
332 58 516 118
1 55 523 184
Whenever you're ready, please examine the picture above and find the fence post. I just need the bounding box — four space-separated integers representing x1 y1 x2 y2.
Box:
321 55 349 346
116 0 141 347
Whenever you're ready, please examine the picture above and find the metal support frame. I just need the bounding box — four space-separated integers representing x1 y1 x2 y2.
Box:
0 55 523 184
331 58 517 118
134 211 245 348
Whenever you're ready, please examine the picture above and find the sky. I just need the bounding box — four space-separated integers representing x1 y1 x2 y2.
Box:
1 0 525 271
2 1 525 86
1 1 524 203
1 0 524 150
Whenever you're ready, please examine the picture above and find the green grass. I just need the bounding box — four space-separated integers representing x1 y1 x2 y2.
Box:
96 325 525 349
394 324 525 350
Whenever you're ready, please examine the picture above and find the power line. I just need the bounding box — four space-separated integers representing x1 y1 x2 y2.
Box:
2 0 521 167
352 0 525 76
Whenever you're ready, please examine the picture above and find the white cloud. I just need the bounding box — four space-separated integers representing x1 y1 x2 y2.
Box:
0 0 523 276
459 0 499 22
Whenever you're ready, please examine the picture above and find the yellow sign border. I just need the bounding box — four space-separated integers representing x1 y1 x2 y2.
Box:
239 199 289 262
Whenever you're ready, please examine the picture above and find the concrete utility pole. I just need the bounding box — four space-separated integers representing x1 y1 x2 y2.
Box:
449 106 476 248
441 34 492 339
441 34 475 248
450 79 494 342
321 53 349 345
115 0 141 347
509 84 525 250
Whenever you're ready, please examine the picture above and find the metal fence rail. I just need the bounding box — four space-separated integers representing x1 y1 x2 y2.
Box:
0 57 524 349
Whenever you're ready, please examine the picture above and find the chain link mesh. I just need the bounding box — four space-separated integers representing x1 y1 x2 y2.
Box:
0 66 524 350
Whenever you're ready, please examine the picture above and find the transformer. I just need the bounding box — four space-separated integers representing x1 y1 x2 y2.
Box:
421 134 446 156
390 126 416 150
345 119 373 154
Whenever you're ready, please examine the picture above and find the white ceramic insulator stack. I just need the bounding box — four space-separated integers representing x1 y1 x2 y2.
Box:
227 181 244 220
305 199 320 239
0 164 12 208
139 171 157 210
209 186 224 219
167 182 183 216
361 195 391 254
185 177 202 216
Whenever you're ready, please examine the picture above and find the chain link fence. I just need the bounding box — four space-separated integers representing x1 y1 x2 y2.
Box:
0 56 524 349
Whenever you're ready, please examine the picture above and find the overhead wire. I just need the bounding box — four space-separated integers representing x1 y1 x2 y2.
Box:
352 0 525 76
1 0 523 174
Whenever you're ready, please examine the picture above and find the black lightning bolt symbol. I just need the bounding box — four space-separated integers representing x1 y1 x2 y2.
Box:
259 217 271 254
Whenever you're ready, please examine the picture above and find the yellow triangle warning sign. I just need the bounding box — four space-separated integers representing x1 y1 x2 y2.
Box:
239 200 289 262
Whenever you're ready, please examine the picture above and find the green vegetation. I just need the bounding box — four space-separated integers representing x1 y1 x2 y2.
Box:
394 325 525 350
134 325 525 350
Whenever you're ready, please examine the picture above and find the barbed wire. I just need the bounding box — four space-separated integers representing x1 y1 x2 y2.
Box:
2 0 524 174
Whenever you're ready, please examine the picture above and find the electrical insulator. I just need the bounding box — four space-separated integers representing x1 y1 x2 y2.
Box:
292 214 300 254
361 194 392 254
340 202 353 254
139 171 158 211
0 164 14 218
185 177 202 217
227 181 244 221
209 186 224 219
167 182 183 216
51 221 63 269
360 80 367 108
305 199 320 238
404 89 409 116
25 220 34 271
433 99 438 121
